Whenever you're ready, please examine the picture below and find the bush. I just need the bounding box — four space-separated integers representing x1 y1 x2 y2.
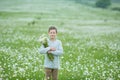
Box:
96 0 111 8
111 7 120 11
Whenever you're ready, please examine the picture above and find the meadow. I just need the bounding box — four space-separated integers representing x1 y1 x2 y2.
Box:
0 0 120 80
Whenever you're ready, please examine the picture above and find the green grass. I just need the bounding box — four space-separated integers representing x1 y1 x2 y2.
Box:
0 0 120 80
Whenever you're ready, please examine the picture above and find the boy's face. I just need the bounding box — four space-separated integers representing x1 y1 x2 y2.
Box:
48 29 57 40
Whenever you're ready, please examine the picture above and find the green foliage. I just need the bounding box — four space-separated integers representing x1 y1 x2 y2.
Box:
0 0 120 80
111 7 120 11
96 0 111 8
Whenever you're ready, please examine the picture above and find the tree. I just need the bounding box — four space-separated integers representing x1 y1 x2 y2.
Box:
96 0 111 8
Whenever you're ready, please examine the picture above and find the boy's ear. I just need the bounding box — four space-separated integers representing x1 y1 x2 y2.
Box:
48 32 50 35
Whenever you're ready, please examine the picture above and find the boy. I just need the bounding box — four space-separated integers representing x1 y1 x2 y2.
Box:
39 26 63 80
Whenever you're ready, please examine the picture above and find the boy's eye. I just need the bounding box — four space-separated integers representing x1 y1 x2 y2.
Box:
50 32 55 34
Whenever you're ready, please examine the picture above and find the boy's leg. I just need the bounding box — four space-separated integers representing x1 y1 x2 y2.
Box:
52 69 58 80
45 68 52 80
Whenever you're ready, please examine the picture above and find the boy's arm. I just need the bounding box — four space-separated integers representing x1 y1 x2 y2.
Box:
39 45 50 54
51 41 63 56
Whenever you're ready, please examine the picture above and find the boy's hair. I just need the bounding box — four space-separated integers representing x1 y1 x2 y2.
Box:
48 26 57 33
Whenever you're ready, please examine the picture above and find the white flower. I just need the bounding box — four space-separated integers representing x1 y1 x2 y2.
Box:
19 68 25 72
38 34 54 61
38 34 48 44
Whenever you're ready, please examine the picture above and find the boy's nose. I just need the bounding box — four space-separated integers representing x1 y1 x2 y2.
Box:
51 33 54 35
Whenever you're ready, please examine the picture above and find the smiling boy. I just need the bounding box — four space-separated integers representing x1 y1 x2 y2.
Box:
39 26 63 80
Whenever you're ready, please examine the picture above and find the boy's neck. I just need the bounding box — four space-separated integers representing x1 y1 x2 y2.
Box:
50 38 56 41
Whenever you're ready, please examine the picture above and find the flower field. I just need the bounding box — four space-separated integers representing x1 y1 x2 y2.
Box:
0 0 120 80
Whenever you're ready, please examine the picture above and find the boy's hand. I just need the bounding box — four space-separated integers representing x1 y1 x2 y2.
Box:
47 51 51 54
50 47 56 51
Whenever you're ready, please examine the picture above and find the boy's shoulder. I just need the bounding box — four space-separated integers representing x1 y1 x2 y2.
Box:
56 39 62 43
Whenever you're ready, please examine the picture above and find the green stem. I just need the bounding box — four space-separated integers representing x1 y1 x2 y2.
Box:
43 42 54 61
